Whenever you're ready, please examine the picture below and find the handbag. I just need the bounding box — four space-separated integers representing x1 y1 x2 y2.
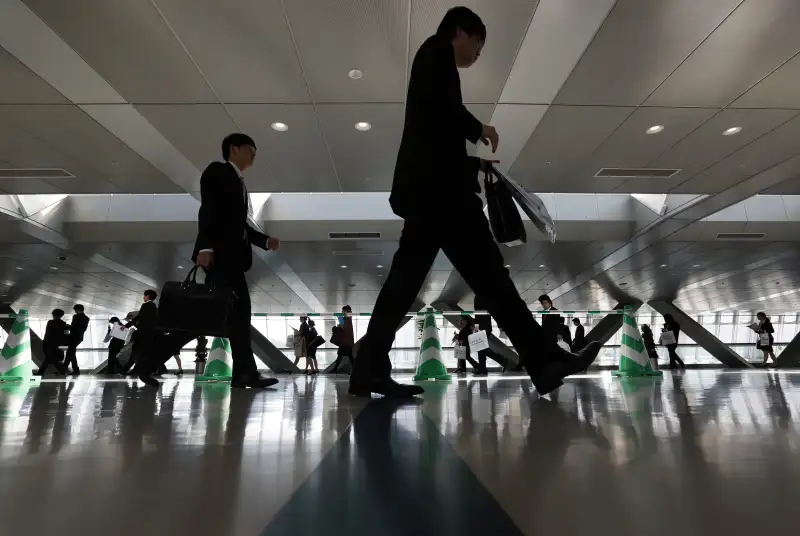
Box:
156 266 235 337
454 345 467 360
330 326 343 347
484 171 527 247
490 166 557 243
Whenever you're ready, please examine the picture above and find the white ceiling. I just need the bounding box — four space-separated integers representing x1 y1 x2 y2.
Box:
3 0 800 318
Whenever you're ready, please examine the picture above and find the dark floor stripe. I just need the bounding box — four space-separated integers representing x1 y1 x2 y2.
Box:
260 398 524 536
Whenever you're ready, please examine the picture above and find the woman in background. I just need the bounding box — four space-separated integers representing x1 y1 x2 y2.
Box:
305 319 321 375
105 316 126 375
755 311 777 366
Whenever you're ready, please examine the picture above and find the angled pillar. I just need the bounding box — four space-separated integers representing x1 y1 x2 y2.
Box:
648 300 752 368
431 300 518 369
585 303 640 346
327 299 426 373
250 326 300 373
777 332 800 368
0 304 44 367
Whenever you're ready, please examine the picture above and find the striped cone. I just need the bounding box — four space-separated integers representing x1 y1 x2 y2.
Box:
413 311 450 382
196 337 233 382
613 312 663 378
0 310 39 384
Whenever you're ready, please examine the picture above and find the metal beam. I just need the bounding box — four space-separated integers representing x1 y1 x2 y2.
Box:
431 300 518 369
777 333 800 368
647 300 752 368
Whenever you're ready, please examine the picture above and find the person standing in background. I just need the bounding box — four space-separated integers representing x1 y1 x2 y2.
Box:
331 305 355 374
105 316 126 375
538 294 562 350
755 311 777 366
193 133 281 390
64 304 89 375
125 290 159 386
37 309 68 376
571 318 586 352
662 314 685 369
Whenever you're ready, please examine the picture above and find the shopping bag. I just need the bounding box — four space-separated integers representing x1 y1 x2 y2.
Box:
156 266 234 337
490 166 556 243
454 345 467 360
467 330 490 352
659 330 677 346
484 171 526 247
759 332 770 346
294 334 307 357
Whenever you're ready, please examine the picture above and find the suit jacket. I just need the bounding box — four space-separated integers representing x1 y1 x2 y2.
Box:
191 161 270 274
573 325 585 347
44 318 68 348
390 34 483 218
342 317 355 347
541 307 562 344
473 295 493 333
69 312 89 345
127 301 158 341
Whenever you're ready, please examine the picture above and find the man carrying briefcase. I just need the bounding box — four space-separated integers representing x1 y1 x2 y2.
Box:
186 133 281 390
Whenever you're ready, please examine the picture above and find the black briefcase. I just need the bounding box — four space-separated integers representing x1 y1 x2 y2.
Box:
156 266 234 337
484 170 527 247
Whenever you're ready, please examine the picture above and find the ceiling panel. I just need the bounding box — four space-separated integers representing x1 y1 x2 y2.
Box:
675 114 800 193
315 103 404 191
22 0 215 104
154 0 309 103
647 0 800 107
409 0 539 104
733 53 800 109
284 0 408 103
226 104 338 192
0 46 68 104
510 105 633 191
136 104 236 170
0 104 177 193
579 106 719 183
554 0 743 106
644 108 799 190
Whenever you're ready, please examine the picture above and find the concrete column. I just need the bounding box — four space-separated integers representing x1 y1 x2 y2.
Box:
584 303 640 346
777 332 800 368
0 304 45 367
648 300 752 368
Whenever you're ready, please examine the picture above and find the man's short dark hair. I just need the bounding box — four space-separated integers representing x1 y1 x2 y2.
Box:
73 304 84 313
572 318 580 325
52 309 64 318
222 133 256 161
144 289 158 301
538 294 551 304
437 6 486 41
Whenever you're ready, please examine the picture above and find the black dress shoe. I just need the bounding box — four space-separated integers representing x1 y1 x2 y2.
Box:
349 377 424 398
530 341 602 395
230 375 279 389
138 373 160 388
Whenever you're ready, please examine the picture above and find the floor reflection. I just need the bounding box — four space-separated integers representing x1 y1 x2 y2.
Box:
0 371 798 535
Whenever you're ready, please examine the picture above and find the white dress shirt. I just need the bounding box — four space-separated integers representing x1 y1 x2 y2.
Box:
199 161 249 254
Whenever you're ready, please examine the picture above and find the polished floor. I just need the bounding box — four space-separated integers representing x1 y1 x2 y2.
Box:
1 370 799 535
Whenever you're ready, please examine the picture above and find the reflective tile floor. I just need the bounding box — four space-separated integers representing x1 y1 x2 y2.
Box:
1 370 800 535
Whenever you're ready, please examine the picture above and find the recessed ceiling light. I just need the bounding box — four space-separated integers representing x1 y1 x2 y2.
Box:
504 264 511 268
271 122 288 132
376 264 383 268
15 267 22 271
722 126 742 136
355 122 371 131
348 69 363 80
693 264 701 268
538 264 546 268
340 265 348 269
646 125 664 135
49 266 58 271
660 264 668 268
177 265 184 269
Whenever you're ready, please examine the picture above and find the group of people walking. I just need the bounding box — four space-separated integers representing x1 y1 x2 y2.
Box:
38 304 89 376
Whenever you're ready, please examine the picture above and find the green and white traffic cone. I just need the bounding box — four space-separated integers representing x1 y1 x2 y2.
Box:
196 337 233 382
613 312 663 378
413 311 450 382
0 310 39 384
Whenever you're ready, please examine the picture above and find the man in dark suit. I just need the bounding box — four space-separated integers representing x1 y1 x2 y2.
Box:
124 289 159 384
538 294 562 348
572 318 586 352
37 308 68 375
64 304 89 375
192 133 280 389
350 7 600 398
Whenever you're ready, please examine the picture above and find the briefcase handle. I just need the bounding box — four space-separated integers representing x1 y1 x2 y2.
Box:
182 265 216 292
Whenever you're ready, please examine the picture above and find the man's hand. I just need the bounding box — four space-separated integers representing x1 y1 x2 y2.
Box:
196 250 214 269
267 237 281 251
479 159 500 172
480 124 499 153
